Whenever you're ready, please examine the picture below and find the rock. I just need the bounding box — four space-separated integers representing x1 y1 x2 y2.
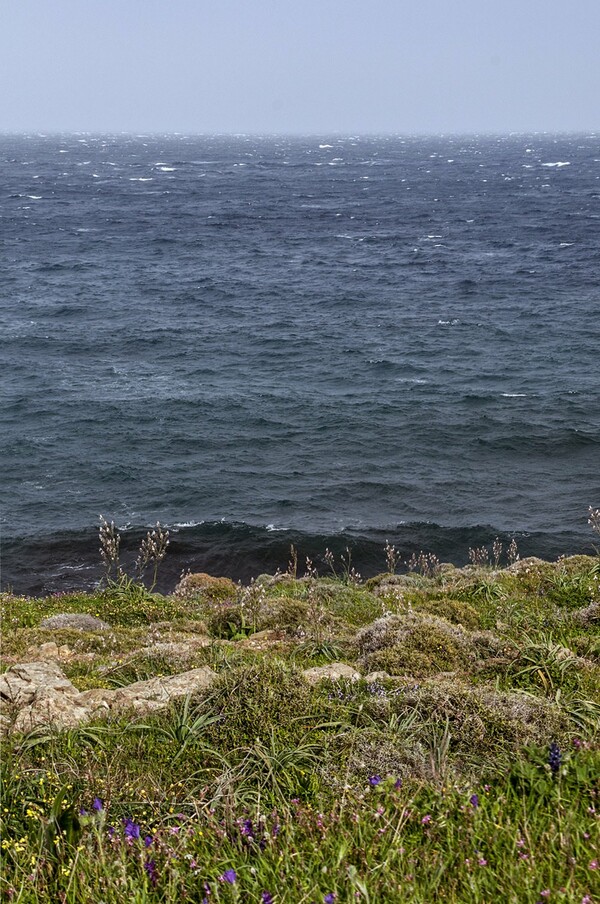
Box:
40 613 111 632
301 662 361 685
80 666 217 716
238 629 287 650
0 660 217 733
364 671 391 682
27 642 74 661
0 661 90 733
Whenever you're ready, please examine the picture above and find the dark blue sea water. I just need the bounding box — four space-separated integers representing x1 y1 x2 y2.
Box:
2 134 599 593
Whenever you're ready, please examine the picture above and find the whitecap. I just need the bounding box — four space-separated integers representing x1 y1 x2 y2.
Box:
541 161 570 167
26 195 42 200
319 144 333 148
157 166 176 172
129 177 153 181
502 393 527 397
559 242 574 247
437 319 459 325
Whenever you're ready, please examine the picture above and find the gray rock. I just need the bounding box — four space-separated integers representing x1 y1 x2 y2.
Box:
364 671 391 682
0 661 89 733
40 613 111 632
301 662 361 685
0 660 217 733
80 667 217 716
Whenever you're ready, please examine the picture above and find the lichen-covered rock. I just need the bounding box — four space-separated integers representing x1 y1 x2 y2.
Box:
302 663 361 684
40 613 111 632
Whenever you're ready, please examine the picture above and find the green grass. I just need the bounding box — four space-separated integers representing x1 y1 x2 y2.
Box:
1 553 599 901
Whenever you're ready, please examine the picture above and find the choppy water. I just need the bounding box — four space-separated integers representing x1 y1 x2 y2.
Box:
1 133 599 593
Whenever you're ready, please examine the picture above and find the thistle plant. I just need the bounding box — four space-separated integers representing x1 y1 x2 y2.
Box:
588 506 600 537
99 516 120 583
492 538 503 568
384 540 398 574
507 538 520 565
468 546 489 567
135 522 170 591
407 551 440 578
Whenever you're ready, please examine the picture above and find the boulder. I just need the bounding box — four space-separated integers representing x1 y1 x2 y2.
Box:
80 667 217 716
0 661 90 733
40 613 111 632
301 662 361 685
0 660 217 734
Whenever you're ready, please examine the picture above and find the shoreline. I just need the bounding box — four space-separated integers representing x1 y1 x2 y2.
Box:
1 519 595 596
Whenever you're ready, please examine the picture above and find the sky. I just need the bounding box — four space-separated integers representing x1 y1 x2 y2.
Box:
1 0 598 134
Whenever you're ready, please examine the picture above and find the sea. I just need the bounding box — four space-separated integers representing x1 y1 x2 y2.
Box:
1 133 599 595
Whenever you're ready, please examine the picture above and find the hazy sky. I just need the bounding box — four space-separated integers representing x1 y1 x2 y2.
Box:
1 0 598 134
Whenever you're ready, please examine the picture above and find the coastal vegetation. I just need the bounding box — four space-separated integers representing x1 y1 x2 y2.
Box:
0 515 599 902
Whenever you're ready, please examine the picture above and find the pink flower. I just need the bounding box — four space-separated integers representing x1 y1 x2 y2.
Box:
478 858 487 867
589 859 598 870
421 814 431 825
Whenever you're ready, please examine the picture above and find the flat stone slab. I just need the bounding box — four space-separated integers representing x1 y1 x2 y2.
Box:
301 662 361 684
0 660 217 734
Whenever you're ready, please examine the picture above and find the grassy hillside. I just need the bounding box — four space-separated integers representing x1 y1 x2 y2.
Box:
1 550 599 902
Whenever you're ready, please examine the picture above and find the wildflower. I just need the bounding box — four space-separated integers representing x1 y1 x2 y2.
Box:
262 894 274 904
478 858 487 867
394 778 402 790
324 895 336 904
368 775 382 786
241 819 254 837
220 869 236 884
144 859 158 886
589 860 598 870
470 794 479 809
540 892 550 898
124 818 141 840
92 797 104 812
421 815 431 825
548 742 561 776
144 835 153 847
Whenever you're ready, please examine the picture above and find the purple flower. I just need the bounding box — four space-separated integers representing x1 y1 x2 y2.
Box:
470 794 479 809
548 742 561 776
241 818 254 837
79 807 88 816
107 826 115 838
124 818 141 840
220 869 236 884
394 778 402 790
92 797 104 812
262 894 274 904
144 835 153 847
324 895 336 904
144 859 158 886
368 775 382 786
